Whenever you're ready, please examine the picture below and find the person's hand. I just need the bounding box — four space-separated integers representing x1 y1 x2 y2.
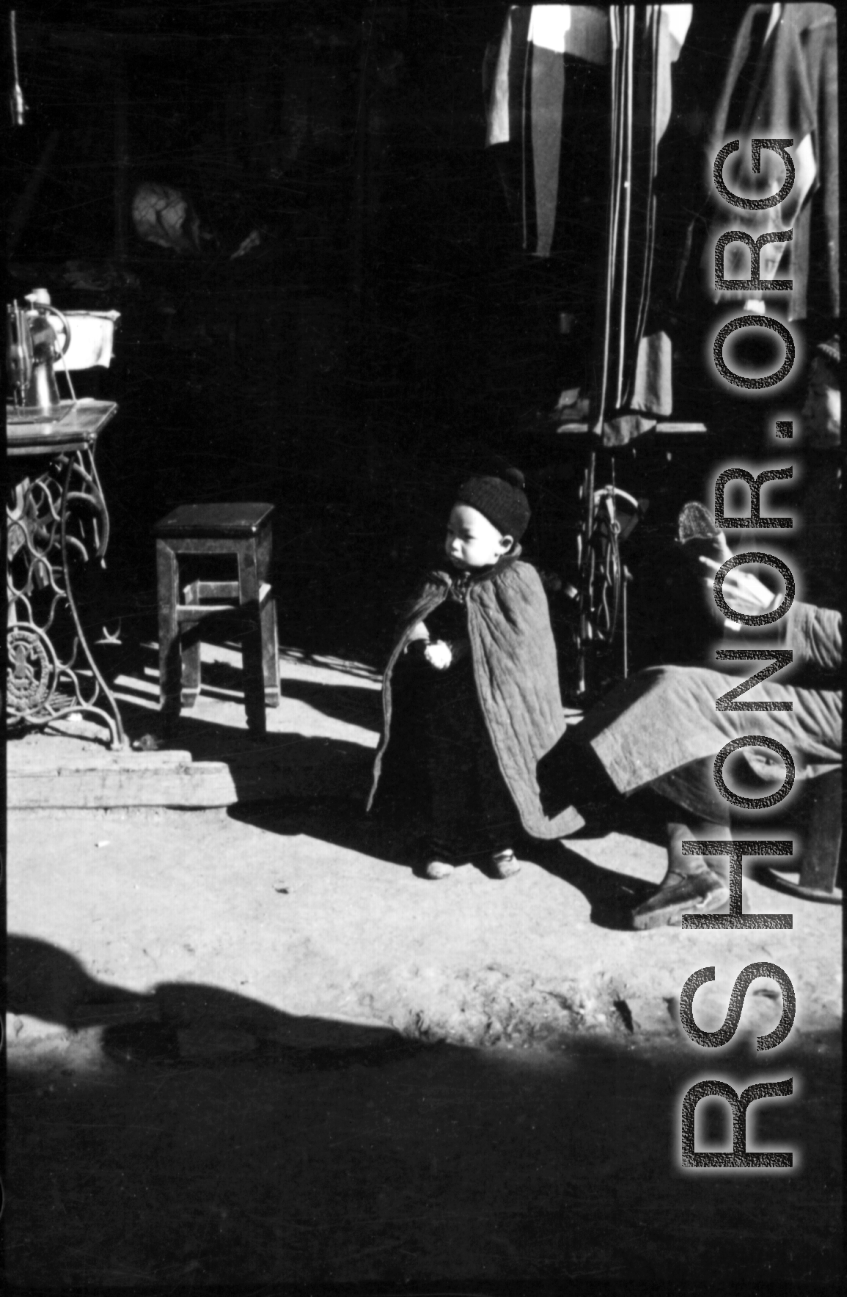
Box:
700 534 781 623
407 621 429 643
424 641 453 670
404 621 430 660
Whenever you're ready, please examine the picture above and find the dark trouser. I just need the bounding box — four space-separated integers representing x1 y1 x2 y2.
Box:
424 662 520 859
648 757 730 828
550 736 728 826
549 740 729 882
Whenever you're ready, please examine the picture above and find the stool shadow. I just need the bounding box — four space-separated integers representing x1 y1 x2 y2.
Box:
197 665 382 731
111 694 376 803
107 638 381 736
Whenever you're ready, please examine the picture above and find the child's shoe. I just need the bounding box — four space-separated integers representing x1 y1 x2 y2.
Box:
423 858 456 880
489 848 521 879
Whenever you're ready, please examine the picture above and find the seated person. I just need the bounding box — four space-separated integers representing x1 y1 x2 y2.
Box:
545 337 842 929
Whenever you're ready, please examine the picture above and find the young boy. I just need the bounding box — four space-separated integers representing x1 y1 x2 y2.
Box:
368 466 581 879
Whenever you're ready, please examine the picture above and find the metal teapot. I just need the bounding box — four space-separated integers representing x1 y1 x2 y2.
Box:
6 290 73 421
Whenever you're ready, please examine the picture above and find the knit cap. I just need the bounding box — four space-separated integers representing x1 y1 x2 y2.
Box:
455 467 531 541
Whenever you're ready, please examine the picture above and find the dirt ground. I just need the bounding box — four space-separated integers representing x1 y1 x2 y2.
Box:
6 642 843 1290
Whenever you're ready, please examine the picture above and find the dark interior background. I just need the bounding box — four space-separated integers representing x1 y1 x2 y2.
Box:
4 2 803 687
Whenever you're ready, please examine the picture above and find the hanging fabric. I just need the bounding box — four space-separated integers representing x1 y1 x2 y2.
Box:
484 6 692 444
594 5 692 445
484 5 610 256
704 2 839 325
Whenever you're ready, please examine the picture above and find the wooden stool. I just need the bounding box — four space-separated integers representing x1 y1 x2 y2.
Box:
154 503 280 734
761 769 842 905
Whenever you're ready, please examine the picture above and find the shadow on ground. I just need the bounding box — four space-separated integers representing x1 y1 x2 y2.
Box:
229 798 416 870
7 936 840 1290
520 836 659 928
229 797 661 926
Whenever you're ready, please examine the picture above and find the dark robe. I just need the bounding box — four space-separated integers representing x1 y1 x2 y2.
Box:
706 2 839 324
368 553 582 843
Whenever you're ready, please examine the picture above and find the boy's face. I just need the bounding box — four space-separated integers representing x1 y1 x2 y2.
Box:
445 503 512 570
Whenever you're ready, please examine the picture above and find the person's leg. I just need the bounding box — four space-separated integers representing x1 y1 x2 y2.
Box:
537 732 623 825
424 669 488 878
630 817 731 929
475 729 524 879
424 722 469 878
630 757 730 929
541 732 732 920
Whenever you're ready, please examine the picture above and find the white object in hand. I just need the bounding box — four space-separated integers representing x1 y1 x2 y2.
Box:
700 534 782 624
424 641 453 670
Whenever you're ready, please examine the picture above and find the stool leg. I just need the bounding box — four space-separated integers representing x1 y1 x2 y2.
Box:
262 596 280 708
181 584 201 708
242 611 266 735
239 543 266 735
156 542 182 723
256 519 272 586
256 517 279 706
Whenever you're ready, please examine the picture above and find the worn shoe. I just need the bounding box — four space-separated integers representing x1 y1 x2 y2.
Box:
631 868 728 930
489 849 522 880
423 858 456 880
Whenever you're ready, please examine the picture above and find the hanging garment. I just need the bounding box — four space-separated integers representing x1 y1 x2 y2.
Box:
482 7 613 402
484 7 693 444
704 3 838 324
484 5 610 257
596 6 692 445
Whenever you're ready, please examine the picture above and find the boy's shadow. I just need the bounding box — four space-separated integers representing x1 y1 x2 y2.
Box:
228 797 419 872
7 934 426 1070
231 796 660 927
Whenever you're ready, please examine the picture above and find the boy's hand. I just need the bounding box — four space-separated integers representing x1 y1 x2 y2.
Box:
424 641 453 670
404 622 431 661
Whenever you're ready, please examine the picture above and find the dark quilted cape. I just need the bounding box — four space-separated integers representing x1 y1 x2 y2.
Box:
368 556 583 839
